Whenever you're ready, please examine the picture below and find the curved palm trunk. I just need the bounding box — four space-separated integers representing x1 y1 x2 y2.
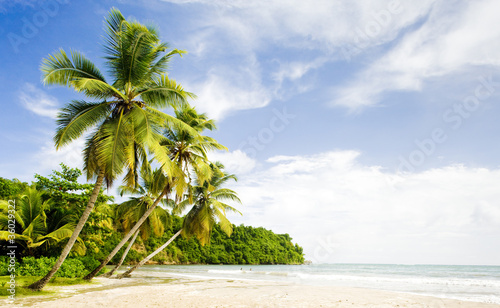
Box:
28 170 105 291
83 187 169 281
103 229 140 277
117 229 182 279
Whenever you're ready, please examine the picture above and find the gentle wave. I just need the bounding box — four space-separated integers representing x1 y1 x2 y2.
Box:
206 268 500 289
138 264 500 304
295 272 500 288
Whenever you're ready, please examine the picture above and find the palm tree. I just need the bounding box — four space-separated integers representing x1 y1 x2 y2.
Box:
104 170 170 277
28 8 194 290
162 105 226 196
0 188 85 257
83 106 223 280
117 162 241 278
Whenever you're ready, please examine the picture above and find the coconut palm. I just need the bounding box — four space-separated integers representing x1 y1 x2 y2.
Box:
117 162 241 278
104 170 170 277
0 188 85 257
163 105 225 197
83 106 223 280
28 8 194 290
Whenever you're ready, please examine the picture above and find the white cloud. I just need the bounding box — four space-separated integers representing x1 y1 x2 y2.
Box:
19 83 59 118
332 0 500 109
227 150 500 265
165 0 500 114
162 0 437 118
208 150 257 175
273 58 327 84
164 0 435 54
187 59 271 120
36 138 85 175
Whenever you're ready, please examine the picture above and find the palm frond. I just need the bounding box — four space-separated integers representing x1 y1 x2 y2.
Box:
93 110 134 185
146 48 186 80
42 49 123 100
0 231 32 242
54 100 112 149
139 74 195 109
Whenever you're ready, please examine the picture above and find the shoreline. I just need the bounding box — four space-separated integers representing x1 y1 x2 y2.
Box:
7 272 500 308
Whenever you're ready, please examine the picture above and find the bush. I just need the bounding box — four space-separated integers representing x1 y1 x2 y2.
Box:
0 256 10 276
73 256 100 272
18 257 54 277
124 249 145 264
73 255 108 275
17 256 86 278
55 258 86 278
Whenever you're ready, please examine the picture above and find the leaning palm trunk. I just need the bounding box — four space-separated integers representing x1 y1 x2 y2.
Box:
103 229 140 277
83 188 169 281
28 170 105 290
117 229 182 278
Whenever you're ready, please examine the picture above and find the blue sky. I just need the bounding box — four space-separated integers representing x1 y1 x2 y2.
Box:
1 0 500 265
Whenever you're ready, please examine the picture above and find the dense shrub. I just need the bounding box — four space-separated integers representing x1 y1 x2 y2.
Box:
0 256 10 275
17 257 86 278
72 256 104 275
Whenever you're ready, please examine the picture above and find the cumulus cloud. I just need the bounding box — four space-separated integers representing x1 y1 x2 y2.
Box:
226 150 500 265
186 59 271 120
208 150 257 175
19 83 59 118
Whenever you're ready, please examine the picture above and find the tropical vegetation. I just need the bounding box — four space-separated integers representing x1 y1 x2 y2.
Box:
0 173 304 276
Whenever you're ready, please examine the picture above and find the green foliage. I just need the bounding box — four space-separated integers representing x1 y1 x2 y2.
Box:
0 256 10 276
0 255 105 279
141 219 304 265
79 227 122 262
17 257 85 278
34 163 112 208
0 187 86 257
0 177 28 200
0 165 117 260
179 162 241 246
1 163 304 271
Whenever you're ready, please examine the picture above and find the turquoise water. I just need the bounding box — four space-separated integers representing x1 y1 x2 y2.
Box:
135 264 500 304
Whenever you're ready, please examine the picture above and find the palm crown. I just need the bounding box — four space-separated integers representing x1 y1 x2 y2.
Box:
177 162 242 246
161 105 227 200
44 8 196 186
116 168 170 240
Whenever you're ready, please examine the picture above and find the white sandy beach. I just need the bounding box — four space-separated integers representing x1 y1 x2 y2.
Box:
8 274 500 308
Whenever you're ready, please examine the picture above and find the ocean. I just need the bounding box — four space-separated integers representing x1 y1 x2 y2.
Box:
135 263 500 304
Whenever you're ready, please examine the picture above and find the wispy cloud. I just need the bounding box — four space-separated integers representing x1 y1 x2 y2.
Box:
331 0 500 109
0 0 38 12
35 138 85 174
227 150 500 264
19 83 59 119
163 0 435 53
160 0 437 117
